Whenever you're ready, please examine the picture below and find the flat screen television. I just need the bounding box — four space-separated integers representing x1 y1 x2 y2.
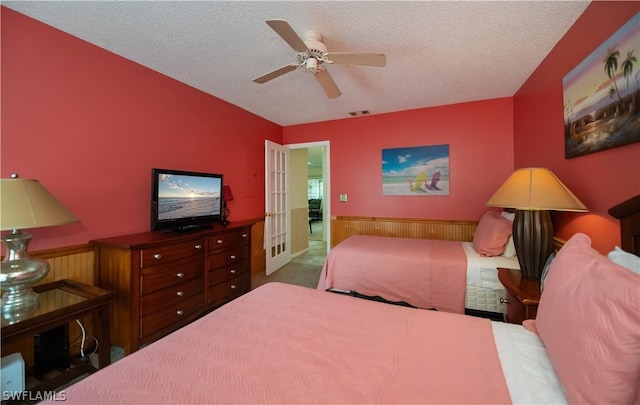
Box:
151 168 223 232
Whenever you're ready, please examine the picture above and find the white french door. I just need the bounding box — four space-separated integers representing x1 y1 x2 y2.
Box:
264 140 291 275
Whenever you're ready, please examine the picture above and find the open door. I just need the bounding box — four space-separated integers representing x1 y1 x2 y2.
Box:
265 140 291 275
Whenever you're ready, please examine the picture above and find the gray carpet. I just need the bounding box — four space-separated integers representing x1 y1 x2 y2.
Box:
252 261 322 290
252 240 326 290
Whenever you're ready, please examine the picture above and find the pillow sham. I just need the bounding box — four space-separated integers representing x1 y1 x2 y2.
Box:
607 246 640 274
500 211 515 222
501 236 517 258
472 211 512 256
539 250 555 292
536 233 640 405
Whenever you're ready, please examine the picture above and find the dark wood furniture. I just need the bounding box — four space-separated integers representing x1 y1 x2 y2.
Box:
91 221 252 355
497 267 540 324
309 199 322 222
608 194 640 255
1 279 113 394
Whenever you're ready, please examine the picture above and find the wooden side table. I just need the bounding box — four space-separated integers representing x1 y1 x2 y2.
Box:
1 279 113 395
497 267 540 324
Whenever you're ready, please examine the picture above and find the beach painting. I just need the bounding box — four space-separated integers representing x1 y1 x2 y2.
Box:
563 12 640 159
382 144 449 196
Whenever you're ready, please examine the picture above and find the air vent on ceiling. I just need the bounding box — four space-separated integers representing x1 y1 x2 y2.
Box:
348 110 370 117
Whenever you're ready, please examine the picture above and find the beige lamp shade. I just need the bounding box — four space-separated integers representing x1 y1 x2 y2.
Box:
486 167 588 212
1 177 79 231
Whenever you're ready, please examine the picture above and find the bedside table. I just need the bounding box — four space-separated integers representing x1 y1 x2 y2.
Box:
497 267 541 324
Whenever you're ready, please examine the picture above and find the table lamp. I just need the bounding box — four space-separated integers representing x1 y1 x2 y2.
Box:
1 174 79 317
221 185 234 226
486 167 587 280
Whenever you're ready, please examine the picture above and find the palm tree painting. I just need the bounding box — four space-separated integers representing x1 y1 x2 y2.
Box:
563 12 639 159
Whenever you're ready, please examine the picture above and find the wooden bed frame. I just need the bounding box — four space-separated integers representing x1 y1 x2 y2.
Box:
608 194 640 255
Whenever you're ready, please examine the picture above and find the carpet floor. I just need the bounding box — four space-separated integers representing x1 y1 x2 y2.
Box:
251 240 326 290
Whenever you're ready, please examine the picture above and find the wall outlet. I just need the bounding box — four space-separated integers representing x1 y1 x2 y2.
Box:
339 194 348 202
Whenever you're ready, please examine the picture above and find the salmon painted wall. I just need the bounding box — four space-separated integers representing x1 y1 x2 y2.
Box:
513 2 639 253
1 8 281 251
283 98 515 222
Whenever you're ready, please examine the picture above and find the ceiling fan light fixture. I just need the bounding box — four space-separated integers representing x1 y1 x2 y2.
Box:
306 58 318 73
256 20 386 99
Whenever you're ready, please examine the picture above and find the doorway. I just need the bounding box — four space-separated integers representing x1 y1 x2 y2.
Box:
288 141 330 253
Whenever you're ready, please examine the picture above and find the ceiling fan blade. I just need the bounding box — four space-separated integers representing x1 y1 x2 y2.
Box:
266 20 309 53
314 69 341 99
327 52 387 67
253 64 299 84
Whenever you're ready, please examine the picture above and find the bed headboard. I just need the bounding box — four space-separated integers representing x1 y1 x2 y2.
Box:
608 194 640 255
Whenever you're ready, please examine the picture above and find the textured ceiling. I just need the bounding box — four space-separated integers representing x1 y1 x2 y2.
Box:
3 1 590 126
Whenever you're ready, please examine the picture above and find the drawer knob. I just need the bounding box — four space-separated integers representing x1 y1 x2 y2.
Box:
230 269 236 274
230 255 237 260
230 284 237 290
500 298 510 304
176 310 184 316
176 291 184 297
217 239 224 244
242 233 248 238
153 253 162 260
194 244 203 250
176 272 184 278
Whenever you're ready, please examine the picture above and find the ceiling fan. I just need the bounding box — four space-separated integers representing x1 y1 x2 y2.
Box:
253 20 386 99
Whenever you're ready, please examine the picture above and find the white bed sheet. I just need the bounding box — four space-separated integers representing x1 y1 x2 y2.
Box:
463 241 520 289
492 321 567 404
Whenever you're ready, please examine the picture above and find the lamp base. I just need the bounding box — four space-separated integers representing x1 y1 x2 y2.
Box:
513 210 554 280
220 204 230 227
1 230 49 320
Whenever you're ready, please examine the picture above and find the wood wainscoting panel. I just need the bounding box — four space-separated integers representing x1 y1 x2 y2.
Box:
1 244 97 365
331 216 479 247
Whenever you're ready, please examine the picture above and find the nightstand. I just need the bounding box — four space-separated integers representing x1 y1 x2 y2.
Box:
1 279 113 396
497 267 541 324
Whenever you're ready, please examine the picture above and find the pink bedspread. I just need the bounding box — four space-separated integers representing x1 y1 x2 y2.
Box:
317 235 467 313
50 283 511 405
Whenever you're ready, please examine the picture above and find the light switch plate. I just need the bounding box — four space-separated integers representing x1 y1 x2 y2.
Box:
339 194 347 202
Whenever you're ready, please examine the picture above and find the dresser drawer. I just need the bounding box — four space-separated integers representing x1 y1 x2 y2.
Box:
208 261 248 287
140 258 203 296
207 272 250 307
209 229 249 252
140 276 203 316
140 237 205 269
209 246 248 269
140 292 203 340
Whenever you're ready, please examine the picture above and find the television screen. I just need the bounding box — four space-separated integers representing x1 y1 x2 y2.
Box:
151 168 223 232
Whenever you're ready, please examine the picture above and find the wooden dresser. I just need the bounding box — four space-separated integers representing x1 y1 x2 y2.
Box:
92 221 252 355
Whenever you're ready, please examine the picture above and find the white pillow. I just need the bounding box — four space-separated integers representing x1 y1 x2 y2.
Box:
500 211 515 222
607 246 640 275
502 235 517 257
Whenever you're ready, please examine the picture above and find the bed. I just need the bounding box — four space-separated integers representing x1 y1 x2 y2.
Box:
45 197 640 404
317 211 520 314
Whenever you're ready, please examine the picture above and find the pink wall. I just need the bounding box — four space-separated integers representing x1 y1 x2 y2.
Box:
284 98 515 222
1 8 282 251
513 2 639 253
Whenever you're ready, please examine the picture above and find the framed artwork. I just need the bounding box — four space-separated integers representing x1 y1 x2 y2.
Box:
563 12 640 159
382 144 449 196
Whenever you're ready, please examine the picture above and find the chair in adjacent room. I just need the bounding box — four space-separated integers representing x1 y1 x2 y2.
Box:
309 199 322 222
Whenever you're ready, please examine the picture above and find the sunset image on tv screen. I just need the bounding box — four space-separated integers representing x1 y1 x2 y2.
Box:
157 173 221 220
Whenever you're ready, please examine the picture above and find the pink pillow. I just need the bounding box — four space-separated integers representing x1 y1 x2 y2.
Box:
472 211 512 256
536 233 640 405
